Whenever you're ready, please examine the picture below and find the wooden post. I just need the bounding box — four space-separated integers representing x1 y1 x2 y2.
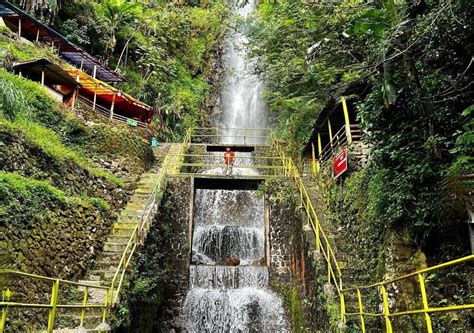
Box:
92 66 98 110
71 88 78 111
341 97 353 145
110 92 116 120
93 84 97 111
41 67 45 86
80 55 84 71
18 18 21 36
36 28 40 43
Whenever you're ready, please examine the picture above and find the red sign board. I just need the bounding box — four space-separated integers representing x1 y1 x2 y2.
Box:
332 147 347 178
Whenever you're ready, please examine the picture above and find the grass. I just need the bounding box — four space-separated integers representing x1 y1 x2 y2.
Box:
1 118 123 186
0 29 59 63
0 67 123 186
0 171 110 211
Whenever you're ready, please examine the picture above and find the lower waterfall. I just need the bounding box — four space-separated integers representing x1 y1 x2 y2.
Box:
181 188 288 332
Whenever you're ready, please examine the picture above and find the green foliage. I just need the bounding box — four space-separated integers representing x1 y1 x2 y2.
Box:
59 19 91 46
55 1 227 140
272 283 305 332
449 105 474 175
0 171 67 209
0 34 58 63
251 0 473 246
0 69 122 185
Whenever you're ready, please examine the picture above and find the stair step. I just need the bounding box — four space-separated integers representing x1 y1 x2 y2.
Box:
134 188 153 194
94 259 120 271
103 242 128 252
95 252 124 262
107 235 132 243
113 222 137 230
88 269 116 280
56 312 105 330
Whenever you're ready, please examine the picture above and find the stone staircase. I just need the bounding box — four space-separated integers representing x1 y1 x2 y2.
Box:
53 144 187 331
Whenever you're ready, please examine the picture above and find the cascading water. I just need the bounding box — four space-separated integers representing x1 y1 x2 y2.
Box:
181 0 288 331
220 0 267 145
182 188 288 331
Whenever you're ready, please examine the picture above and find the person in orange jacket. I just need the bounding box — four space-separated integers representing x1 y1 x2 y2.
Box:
223 147 235 176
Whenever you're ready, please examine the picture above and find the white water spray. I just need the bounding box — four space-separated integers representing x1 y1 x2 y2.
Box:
181 1 288 331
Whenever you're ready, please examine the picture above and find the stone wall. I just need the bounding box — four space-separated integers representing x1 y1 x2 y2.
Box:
0 128 131 209
267 190 293 283
116 177 192 333
0 174 118 332
266 178 332 331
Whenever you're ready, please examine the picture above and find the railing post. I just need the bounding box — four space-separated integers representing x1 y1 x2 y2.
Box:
102 288 109 323
341 97 353 145
311 142 317 176
327 243 331 283
340 293 346 325
381 285 393 333
47 279 60 333
80 286 89 327
357 288 366 333
315 220 320 252
0 289 11 333
0 307 6 333
418 273 433 333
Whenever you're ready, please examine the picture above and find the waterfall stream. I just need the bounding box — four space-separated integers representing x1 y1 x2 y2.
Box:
181 1 288 331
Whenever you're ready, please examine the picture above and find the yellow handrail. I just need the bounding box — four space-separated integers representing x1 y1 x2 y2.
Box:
270 129 473 332
270 131 343 294
0 270 109 333
108 127 193 304
342 255 474 332
2 127 471 333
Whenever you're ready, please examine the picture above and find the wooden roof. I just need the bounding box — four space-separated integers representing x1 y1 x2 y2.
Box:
67 69 154 123
0 1 124 82
13 58 80 87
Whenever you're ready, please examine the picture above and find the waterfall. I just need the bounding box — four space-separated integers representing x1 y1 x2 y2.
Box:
182 189 288 332
220 0 267 145
181 0 288 331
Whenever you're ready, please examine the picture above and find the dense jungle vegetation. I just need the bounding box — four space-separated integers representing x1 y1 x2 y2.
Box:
247 0 473 258
9 0 227 139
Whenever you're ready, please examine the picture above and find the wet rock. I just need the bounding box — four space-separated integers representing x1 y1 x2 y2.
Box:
225 255 240 266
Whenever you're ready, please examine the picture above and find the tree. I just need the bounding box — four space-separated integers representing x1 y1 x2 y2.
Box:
93 0 142 61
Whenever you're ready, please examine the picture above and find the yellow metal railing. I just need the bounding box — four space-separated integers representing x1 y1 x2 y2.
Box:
341 255 474 332
0 270 110 333
2 127 472 333
190 127 272 144
270 129 473 331
270 131 344 296
108 127 193 305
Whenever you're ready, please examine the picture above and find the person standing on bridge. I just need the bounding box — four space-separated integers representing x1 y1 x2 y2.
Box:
223 147 235 176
